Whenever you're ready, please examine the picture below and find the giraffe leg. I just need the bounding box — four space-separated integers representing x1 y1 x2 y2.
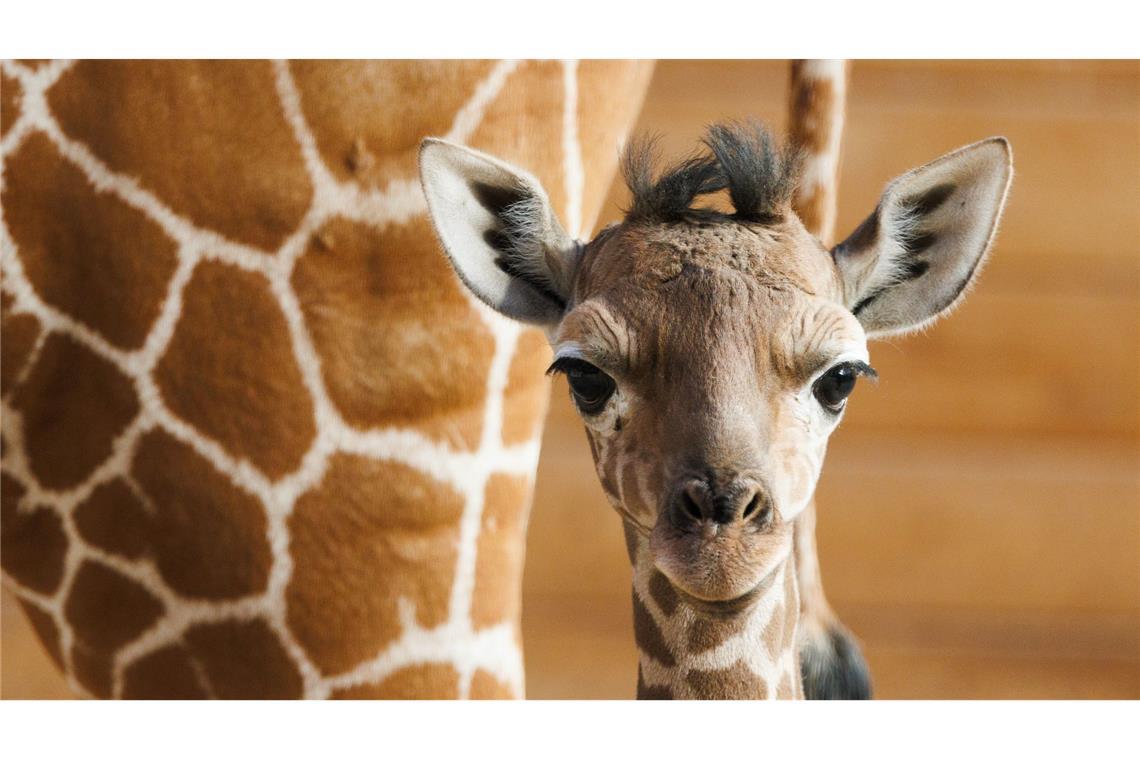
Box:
794 502 872 699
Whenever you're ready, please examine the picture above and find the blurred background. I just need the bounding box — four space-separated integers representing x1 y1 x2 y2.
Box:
3 59 1138 699
520 60 1139 699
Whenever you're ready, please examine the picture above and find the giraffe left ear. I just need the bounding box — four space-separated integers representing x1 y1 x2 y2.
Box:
420 138 580 327
832 137 1013 337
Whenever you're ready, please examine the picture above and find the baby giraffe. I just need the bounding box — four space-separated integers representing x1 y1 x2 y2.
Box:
420 122 1011 699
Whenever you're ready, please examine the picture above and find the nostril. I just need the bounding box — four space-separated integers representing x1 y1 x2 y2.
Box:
742 493 761 520
746 495 774 527
681 489 703 522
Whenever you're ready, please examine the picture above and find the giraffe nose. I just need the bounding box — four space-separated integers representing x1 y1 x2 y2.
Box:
673 476 772 528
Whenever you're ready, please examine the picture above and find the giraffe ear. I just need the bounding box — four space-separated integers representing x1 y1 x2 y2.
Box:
831 137 1013 337
419 138 580 327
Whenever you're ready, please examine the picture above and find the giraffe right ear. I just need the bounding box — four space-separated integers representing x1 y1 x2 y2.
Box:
419 138 580 327
831 137 1013 338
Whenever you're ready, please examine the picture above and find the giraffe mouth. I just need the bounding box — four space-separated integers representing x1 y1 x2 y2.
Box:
673 572 779 615
648 511 793 603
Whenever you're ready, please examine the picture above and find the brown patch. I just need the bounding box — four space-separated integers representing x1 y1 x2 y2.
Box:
0 311 41 395
468 61 567 228
70 643 113 699
685 660 766 700
131 429 271 599
776 670 796 700
648 571 679 616
637 667 673 700
501 327 552 445
292 216 494 450
49 61 312 251
154 260 316 479
632 592 674 667
183 618 302 699
1 69 23 137
286 453 463 675
2 132 179 350
470 669 515 699
687 615 745 655
11 334 139 490
73 478 151 560
64 561 163 651
17 600 63 669
331 664 459 700
576 61 656 230
471 473 530 630
788 64 837 156
1 474 67 594
289 61 495 186
122 644 208 699
793 184 828 241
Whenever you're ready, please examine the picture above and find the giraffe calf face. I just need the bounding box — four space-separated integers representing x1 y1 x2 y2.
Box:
421 121 1012 604
551 219 870 601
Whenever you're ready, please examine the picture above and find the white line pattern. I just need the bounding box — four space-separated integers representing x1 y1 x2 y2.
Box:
0 59 582 699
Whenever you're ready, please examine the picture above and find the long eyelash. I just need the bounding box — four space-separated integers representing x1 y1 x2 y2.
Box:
546 356 593 377
846 360 879 381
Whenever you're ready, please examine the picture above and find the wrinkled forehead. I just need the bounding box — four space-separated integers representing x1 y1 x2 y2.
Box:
558 222 865 382
576 218 842 297
558 225 861 382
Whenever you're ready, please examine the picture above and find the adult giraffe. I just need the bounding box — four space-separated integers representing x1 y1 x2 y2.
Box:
0 59 652 698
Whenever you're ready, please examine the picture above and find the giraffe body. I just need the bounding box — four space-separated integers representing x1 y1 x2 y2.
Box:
0 59 653 699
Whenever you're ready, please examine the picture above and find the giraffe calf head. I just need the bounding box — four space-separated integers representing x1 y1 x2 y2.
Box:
421 122 1011 604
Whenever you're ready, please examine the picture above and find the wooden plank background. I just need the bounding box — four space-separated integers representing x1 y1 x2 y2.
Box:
3 60 1137 699
521 59 1140 699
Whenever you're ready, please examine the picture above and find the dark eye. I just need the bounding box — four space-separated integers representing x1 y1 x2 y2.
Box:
548 358 616 415
813 363 869 412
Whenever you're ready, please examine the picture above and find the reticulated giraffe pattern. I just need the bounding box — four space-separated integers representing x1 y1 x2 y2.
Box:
788 59 848 245
0 60 652 698
628 527 803 700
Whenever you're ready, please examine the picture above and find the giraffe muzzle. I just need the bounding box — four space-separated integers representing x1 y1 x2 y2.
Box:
674 475 773 530
650 475 791 603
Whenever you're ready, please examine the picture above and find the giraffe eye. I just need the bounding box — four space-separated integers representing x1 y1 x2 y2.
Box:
813 361 876 412
548 358 616 415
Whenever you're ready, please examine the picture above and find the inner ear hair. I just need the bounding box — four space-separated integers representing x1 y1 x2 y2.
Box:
419 138 579 326
470 181 568 308
832 137 1013 337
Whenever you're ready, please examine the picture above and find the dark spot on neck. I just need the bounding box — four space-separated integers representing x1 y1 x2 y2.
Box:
632 592 675 666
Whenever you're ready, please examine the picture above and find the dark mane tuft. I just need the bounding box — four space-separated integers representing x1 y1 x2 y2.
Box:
621 121 800 225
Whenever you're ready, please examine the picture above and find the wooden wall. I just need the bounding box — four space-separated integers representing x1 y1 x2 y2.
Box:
521 60 1140 699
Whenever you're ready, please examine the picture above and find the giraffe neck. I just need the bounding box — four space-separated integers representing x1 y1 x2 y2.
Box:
1 58 653 700
625 525 802 700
